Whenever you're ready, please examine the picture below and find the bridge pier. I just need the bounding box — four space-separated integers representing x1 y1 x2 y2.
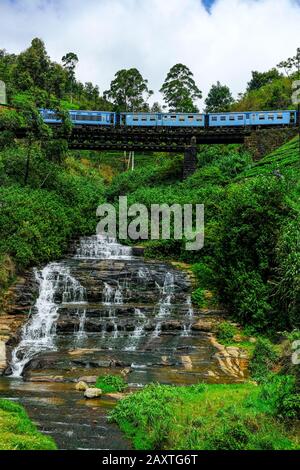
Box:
183 137 198 179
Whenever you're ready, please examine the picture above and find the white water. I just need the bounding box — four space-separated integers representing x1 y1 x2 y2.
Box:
125 308 147 351
75 235 132 260
102 283 123 339
181 296 194 337
75 309 87 343
10 263 86 377
152 272 175 338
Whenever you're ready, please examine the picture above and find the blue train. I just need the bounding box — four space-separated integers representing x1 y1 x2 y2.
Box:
40 109 298 128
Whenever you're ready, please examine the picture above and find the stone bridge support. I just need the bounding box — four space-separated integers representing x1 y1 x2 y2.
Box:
244 128 299 160
183 136 198 179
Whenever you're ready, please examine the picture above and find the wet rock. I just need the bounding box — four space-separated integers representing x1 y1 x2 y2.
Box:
76 381 89 391
78 375 98 384
106 392 126 400
120 368 131 377
84 387 102 399
181 355 193 370
191 320 213 332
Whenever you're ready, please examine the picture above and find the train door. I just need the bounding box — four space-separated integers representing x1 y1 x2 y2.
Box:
245 113 251 126
157 114 162 127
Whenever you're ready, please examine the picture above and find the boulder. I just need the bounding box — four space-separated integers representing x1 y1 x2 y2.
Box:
191 320 213 332
84 387 102 399
78 375 98 384
76 381 89 391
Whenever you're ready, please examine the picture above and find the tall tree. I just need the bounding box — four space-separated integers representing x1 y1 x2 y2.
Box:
277 50 300 77
204 81 234 113
104 68 153 111
247 69 282 92
13 38 51 91
160 64 202 112
62 52 79 103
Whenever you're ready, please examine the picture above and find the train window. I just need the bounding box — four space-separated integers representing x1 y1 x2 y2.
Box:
164 115 169 119
150 115 156 121
141 116 147 121
179 116 185 121
220 116 226 121
238 115 244 120
211 116 217 122
268 114 274 120
188 115 194 120
133 115 139 121
229 115 235 120
170 115 177 120
196 116 203 121
259 114 265 120
277 113 283 119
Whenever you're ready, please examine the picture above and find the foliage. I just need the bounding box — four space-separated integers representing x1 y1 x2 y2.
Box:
216 322 238 344
246 69 282 92
191 288 206 308
204 81 234 112
249 338 278 382
0 399 57 450
160 64 202 112
111 383 298 450
260 374 300 419
95 374 127 393
104 68 153 112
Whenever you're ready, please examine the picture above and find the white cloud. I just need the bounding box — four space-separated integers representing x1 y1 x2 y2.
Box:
0 0 299 110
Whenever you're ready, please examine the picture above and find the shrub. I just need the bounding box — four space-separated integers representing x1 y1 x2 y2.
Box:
260 374 300 419
95 374 127 393
216 322 238 344
191 288 206 308
249 338 278 382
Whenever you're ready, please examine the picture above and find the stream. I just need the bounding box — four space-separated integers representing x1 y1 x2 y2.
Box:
0 235 242 450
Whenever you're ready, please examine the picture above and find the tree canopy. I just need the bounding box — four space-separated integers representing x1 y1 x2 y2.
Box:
104 68 153 112
160 64 202 113
204 81 234 113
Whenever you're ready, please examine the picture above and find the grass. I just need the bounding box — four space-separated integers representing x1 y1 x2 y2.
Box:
0 399 57 450
110 382 300 450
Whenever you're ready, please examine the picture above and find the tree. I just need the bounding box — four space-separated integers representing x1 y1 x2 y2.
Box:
160 64 202 112
104 68 153 111
204 81 234 113
277 50 300 77
247 69 282 92
62 52 79 102
151 102 163 113
12 38 51 92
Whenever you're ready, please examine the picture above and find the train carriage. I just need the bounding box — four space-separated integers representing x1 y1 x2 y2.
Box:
122 112 205 127
208 110 297 127
40 109 116 126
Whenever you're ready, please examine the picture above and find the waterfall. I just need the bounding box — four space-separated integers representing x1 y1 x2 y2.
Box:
152 272 175 338
10 263 86 377
75 235 132 260
75 309 87 343
102 283 122 338
181 296 194 337
125 308 147 351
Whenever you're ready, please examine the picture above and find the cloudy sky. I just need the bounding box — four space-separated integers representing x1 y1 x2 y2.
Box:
0 0 300 109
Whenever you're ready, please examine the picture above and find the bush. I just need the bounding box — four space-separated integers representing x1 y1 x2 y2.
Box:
249 338 278 382
260 374 300 419
95 374 127 393
191 288 206 308
216 322 238 344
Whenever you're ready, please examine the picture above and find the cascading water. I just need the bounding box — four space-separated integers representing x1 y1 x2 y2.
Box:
181 295 194 337
152 272 175 338
125 308 147 351
10 263 86 377
75 235 132 260
75 309 87 343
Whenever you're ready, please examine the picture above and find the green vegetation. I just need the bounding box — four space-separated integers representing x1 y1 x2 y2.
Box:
95 374 127 393
216 321 238 344
110 381 299 450
249 338 279 383
0 399 57 450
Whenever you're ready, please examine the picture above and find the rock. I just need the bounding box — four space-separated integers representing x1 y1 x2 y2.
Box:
192 320 213 332
106 392 126 400
84 387 102 399
76 381 89 391
120 368 131 377
181 355 193 370
249 337 257 343
226 347 240 358
78 375 98 384
0 340 6 374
